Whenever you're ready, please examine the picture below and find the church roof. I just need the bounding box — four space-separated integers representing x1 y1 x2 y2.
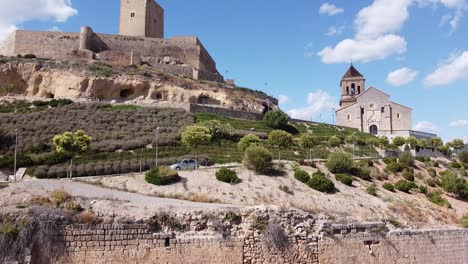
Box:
342 65 363 78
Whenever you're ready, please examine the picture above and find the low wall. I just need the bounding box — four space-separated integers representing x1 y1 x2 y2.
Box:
189 104 264 121
319 223 468 264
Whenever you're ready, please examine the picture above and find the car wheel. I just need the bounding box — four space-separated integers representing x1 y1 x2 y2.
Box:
176 167 181 171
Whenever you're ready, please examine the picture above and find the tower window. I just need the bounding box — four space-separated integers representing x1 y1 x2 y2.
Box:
397 113 401 119
347 115 351 121
130 12 135 18
346 87 349 95
381 107 384 113
351 83 356 95
358 86 361 94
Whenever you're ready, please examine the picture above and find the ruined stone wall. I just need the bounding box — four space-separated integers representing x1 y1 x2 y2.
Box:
52 224 244 264
319 223 468 264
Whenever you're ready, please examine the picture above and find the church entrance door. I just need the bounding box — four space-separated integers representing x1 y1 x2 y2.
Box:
369 125 378 135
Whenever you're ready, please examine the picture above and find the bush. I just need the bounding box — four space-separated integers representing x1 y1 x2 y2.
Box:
427 168 437 177
415 156 430 163
366 184 378 196
307 172 335 193
199 120 233 140
243 146 273 174
426 191 451 208
439 171 468 200
326 152 353 173
328 136 342 147
394 180 418 193
386 161 404 174
238 134 261 151
418 185 428 194
335 173 353 186
349 167 372 181
264 110 289 129
458 151 468 164
216 167 238 184
382 183 395 192
460 214 468 228
23 54 37 59
402 171 415 181
383 157 397 164
399 152 415 167
294 169 310 183
145 166 180 186
449 162 462 169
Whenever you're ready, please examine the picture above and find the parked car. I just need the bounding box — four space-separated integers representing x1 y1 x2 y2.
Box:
170 159 197 171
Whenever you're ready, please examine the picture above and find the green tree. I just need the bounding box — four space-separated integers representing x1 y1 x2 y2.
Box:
199 120 233 140
406 136 418 149
451 139 465 150
326 152 353 173
417 138 428 149
238 134 261 152
379 136 389 147
392 136 406 147
366 137 380 147
328 136 342 147
268 130 293 161
430 137 443 149
53 130 92 178
264 110 289 129
181 125 212 167
345 134 358 145
243 146 273 174
298 132 318 160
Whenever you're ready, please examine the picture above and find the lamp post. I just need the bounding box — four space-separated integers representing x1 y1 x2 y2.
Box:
13 129 18 182
155 127 160 168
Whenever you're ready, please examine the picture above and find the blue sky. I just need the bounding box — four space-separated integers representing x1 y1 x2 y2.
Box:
0 0 467 142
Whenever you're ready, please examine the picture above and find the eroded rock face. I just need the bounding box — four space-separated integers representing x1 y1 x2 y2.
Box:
0 60 277 113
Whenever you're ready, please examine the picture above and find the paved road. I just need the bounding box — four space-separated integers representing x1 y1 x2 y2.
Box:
18 179 241 210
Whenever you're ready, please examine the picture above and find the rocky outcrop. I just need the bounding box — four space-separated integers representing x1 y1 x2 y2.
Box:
0 59 278 113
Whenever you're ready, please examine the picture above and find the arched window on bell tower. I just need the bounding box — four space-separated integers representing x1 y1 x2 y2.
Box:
346 87 349 95
358 86 361 94
351 83 356 95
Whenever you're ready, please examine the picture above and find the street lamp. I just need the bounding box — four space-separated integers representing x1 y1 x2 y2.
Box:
13 129 18 182
155 127 160 168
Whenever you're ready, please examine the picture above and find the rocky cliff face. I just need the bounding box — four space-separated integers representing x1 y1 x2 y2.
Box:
0 58 277 113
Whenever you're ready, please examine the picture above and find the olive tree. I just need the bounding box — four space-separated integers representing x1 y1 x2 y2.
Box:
392 136 406 147
53 130 92 178
238 134 261 152
181 125 212 167
299 132 318 160
264 110 289 129
451 139 465 151
430 137 443 149
406 136 418 149
268 130 293 161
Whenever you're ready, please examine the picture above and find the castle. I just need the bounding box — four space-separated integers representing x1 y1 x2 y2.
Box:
0 0 224 82
335 66 435 140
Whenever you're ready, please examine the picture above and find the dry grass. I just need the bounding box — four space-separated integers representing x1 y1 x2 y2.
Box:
79 211 97 224
388 200 427 223
50 189 70 206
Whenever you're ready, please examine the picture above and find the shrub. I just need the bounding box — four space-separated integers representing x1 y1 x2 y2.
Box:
415 156 430 163
307 172 335 193
426 178 439 187
216 167 238 184
294 169 310 183
382 183 395 192
426 191 451 208
439 171 468 200
394 180 418 193
261 224 289 250
383 157 397 164
427 168 437 177
264 110 289 129
279 185 293 195
199 120 233 140
145 166 180 186
349 167 372 181
418 185 428 194
402 171 415 181
460 214 468 228
243 146 273 174
366 184 378 196
335 173 353 186
326 152 353 173
0 221 19 238
458 151 468 164
50 189 70 207
399 152 415 167
328 136 342 147
386 161 404 174
23 54 37 59
238 134 261 151
80 211 97 224
224 212 242 225
449 162 462 169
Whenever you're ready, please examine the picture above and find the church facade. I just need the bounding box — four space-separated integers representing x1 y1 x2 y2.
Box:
336 66 435 140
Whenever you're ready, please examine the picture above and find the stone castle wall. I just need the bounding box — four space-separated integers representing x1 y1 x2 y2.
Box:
34 222 467 264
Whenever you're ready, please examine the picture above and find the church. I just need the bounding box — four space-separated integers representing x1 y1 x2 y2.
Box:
335 66 435 140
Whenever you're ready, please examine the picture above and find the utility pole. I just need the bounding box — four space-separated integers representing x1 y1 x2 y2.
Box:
332 108 336 125
13 129 18 182
155 127 160 168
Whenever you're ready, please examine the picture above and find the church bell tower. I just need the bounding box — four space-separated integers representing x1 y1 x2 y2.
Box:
339 65 366 108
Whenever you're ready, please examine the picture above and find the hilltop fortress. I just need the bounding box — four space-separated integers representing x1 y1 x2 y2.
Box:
0 0 224 82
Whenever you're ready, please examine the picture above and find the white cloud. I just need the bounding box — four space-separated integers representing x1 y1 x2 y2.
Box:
355 0 412 40
450 119 468 127
278 95 289 105
318 35 407 64
49 26 62 32
414 121 439 133
424 51 468 86
319 3 344 16
0 0 77 41
326 25 344 36
287 90 338 121
386 67 419 86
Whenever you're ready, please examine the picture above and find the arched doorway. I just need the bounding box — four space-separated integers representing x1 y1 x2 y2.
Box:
369 125 378 135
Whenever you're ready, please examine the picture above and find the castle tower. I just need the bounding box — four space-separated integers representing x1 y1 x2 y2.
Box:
339 65 366 108
119 0 164 38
